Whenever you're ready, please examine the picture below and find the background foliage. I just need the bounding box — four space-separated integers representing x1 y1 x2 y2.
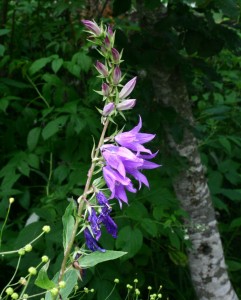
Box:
1 0 241 299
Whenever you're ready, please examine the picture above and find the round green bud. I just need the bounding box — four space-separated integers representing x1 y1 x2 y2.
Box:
90 289 94 293
42 225 51 233
84 287 89 293
114 278 119 284
24 244 32 252
28 267 37 275
134 278 138 283
11 292 19 299
126 284 133 289
59 281 66 289
159 285 163 289
6 287 14 295
135 289 140 295
41 255 49 263
18 248 25 256
148 286 152 290
50 288 58 296
19 277 27 285
23 294 29 299
158 294 162 298
9 197 15 204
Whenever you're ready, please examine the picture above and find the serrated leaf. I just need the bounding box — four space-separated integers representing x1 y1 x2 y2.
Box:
29 57 52 75
27 127 41 151
62 201 76 251
35 261 55 290
79 250 127 268
52 58 63 73
42 116 68 140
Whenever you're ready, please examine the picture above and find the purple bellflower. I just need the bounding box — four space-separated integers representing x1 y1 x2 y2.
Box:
103 103 115 116
84 192 118 251
115 116 155 154
117 99 136 111
96 61 109 77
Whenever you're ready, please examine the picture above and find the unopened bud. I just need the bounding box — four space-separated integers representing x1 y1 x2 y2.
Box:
96 61 108 77
11 293 19 299
9 197 15 204
50 288 58 296
24 244 32 252
104 36 111 49
42 225 51 233
113 66 121 85
102 83 110 97
111 48 120 63
6 287 14 295
119 77 137 99
28 267 37 276
41 255 49 263
114 278 119 283
103 103 115 116
59 281 66 289
81 20 102 36
117 99 136 111
18 248 25 256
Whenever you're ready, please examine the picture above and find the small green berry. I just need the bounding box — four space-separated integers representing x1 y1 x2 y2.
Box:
24 244 32 252
9 197 15 204
134 278 138 283
59 281 66 289
41 255 49 263
28 267 37 275
6 287 14 295
90 289 94 293
148 286 152 290
135 288 140 295
42 225 51 233
114 278 119 284
11 292 19 299
50 288 58 296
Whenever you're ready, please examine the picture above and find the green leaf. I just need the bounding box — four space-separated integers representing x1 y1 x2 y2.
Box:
0 29 10 36
227 260 241 272
79 250 127 268
62 201 76 252
230 217 241 229
27 127 41 151
168 249 188 266
72 52 92 72
116 226 143 259
29 57 52 75
0 44 5 57
42 116 68 140
35 261 56 290
52 58 63 73
141 218 158 237
218 136 231 155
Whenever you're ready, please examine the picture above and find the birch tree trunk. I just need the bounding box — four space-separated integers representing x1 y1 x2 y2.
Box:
151 69 238 300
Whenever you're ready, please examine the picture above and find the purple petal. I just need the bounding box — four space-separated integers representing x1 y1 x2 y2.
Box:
119 77 137 99
82 20 102 36
84 228 105 252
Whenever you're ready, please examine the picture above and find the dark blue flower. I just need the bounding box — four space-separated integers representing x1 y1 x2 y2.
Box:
84 228 105 252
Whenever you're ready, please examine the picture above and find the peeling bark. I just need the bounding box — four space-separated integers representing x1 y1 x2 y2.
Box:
151 69 238 300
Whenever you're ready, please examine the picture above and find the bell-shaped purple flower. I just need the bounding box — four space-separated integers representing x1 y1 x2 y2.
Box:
81 20 102 36
96 61 109 77
103 103 115 116
84 228 105 252
88 208 101 240
119 77 137 99
113 66 121 85
115 116 155 154
117 99 136 111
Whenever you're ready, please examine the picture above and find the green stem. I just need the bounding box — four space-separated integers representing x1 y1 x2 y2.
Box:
19 275 31 299
0 201 12 251
26 74 50 108
0 255 22 298
57 118 110 287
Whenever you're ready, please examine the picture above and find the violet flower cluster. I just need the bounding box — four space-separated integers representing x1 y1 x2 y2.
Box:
81 20 160 252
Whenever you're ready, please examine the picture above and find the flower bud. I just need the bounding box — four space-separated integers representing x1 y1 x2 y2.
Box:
11 292 19 299
103 103 115 116
24 244 32 252
41 255 49 263
96 61 108 77
50 288 58 296
116 99 136 111
102 83 110 97
107 25 114 37
6 287 14 295
59 281 66 289
119 77 137 99
28 267 37 276
9 197 15 204
113 66 121 85
81 20 101 36
18 248 25 256
111 48 120 63
42 225 51 233
114 278 119 283
104 36 111 49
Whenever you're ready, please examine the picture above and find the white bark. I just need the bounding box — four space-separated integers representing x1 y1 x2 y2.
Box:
151 70 238 300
